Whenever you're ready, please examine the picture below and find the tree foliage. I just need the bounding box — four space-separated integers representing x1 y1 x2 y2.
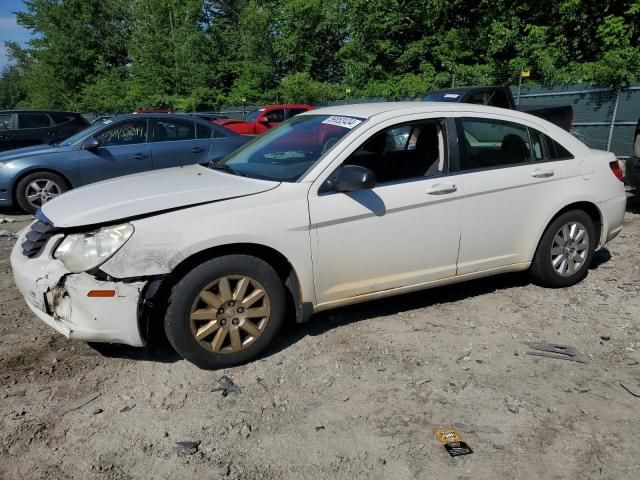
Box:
1 0 639 111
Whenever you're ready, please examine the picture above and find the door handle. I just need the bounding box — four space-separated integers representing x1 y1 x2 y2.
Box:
191 147 205 153
133 153 148 160
531 168 554 178
427 184 457 195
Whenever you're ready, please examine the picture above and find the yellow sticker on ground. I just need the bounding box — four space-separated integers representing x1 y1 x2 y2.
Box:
434 427 464 445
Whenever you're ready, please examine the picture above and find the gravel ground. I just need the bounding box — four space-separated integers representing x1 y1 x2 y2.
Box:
1 194 639 480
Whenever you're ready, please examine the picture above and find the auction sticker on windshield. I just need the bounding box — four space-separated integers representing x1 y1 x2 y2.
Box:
321 116 363 129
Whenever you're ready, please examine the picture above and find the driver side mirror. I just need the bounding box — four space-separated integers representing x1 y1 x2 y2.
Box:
330 165 377 193
81 137 100 150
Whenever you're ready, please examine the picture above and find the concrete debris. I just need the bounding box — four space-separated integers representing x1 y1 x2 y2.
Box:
212 376 241 397
173 440 201 456
0 230 17 239
525 341 588 363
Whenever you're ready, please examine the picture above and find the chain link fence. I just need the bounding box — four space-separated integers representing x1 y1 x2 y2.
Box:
211 83 640 158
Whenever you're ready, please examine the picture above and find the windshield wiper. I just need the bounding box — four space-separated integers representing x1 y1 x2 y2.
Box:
210 162 237 175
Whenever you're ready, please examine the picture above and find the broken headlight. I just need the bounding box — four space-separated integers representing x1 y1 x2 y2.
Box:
54 223 134 273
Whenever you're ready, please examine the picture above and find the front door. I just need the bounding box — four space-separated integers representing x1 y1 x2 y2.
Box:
454 116 566 274
256 108 285 134
308 118 463 306
80 118 152 185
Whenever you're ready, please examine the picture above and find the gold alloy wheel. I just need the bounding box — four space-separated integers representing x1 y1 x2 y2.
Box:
189 275 271 354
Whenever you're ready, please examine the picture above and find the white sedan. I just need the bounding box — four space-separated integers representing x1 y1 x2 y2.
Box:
11 103 626 369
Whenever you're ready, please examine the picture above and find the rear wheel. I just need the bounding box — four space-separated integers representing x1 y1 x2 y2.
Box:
531 210 596 288
15 171 68 213
164 255 286 369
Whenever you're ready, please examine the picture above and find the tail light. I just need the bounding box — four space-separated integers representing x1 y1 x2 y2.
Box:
609 160 624 182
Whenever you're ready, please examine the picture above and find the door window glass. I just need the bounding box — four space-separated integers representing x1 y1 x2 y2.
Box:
545 135 574 160
96 120 147 146
459 118 532 170
153 119 195 142
264 109 285 123
50 113 75 125
0 114 11 130
196 123 212 139
287 108 308 118
530 129 545 161
18 113 51 129
343 120 446 183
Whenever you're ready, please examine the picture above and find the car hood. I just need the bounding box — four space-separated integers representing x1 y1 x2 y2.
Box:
41 165 280 228
0 144 72 161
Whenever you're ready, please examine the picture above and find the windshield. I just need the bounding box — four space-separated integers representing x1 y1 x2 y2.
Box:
245 109 263 122
58 122 106 147
422 92 462 102
216 114 365 182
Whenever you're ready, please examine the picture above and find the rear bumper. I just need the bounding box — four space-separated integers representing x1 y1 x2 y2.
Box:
599 194 627 244
625 156 640 188
10 233 146 346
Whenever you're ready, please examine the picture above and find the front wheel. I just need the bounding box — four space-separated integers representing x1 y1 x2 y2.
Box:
531 210 596 288
15 171 68 213
164 255 286 369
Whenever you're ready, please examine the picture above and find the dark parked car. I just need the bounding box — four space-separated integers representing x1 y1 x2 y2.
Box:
423 86 573 131
0 110 89 152
626 119 640 189
0 113 251 212
191 112 229 123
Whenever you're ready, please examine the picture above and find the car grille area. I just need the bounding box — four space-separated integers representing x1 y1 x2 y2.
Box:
22 220 61 258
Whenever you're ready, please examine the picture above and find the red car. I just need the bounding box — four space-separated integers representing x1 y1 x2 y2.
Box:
215 104 313 135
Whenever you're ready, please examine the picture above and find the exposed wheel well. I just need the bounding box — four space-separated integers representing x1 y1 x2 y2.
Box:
139 244 308 344
12 168 72 205
532 201 603 264
548 202 602 244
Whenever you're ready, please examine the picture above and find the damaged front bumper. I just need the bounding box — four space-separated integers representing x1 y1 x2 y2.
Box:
10 232 147 347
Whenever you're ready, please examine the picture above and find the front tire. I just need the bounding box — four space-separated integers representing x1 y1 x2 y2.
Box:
531 210 596 288
164 255 286 369
15 171 68 213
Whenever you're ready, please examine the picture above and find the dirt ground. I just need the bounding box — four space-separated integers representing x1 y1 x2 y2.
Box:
1 194 639 480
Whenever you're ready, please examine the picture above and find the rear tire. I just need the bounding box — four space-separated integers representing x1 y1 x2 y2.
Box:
531 210 596 288
15 171 69 213
164 255 286 369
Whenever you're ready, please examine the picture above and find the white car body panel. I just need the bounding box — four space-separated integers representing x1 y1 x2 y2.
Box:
10 102 627 347
41 164 279 227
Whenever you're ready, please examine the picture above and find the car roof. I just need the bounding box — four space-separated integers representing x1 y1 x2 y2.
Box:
100 113 240 135
304 101 535 122
0 110 82 115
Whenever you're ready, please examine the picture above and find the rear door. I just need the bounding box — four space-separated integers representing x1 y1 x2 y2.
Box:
150 117 210 168
14 112 53 148
0 113 16 151
79 118 152 185
454 116 566 274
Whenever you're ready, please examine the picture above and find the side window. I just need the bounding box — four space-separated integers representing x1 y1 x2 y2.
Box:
458 118 531 170
153 119 195 142
96 120 147 147
529 129 545 161
544 134 574 160
264 109 285 123
212 127 226 138
50 113 73 125
343 120 446 184
467 92 488 105
18 113 51 129
0 113 12 130
490 90 510 109
196 123 212 139
287 108 308 118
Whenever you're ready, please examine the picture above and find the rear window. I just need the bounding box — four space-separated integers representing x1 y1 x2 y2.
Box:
18 113 51 129
545 135 574 160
